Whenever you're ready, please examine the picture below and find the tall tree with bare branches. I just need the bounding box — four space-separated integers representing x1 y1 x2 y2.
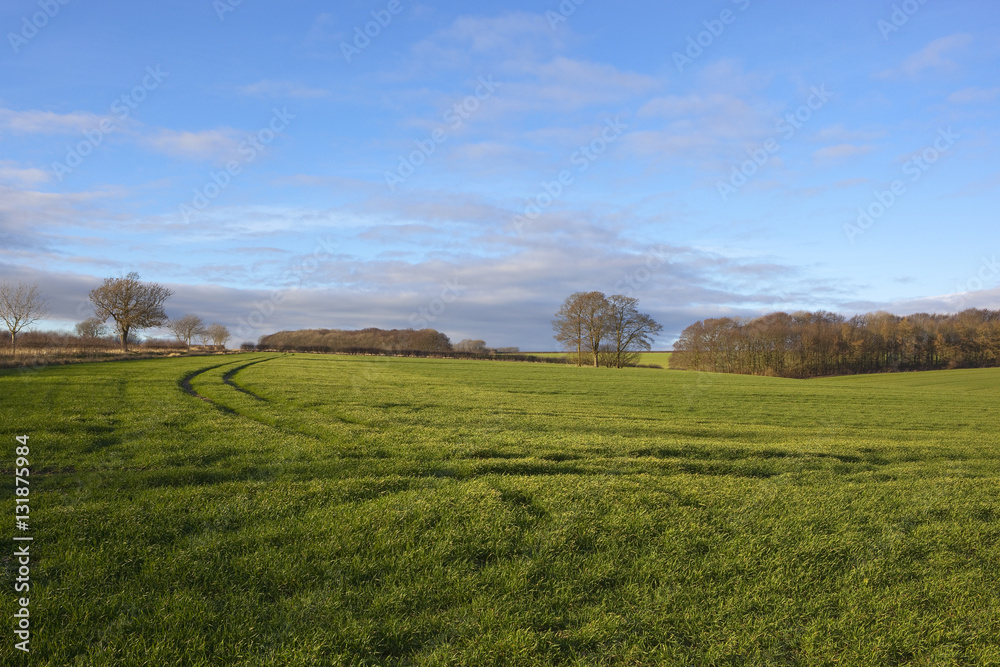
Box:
604 294 663 368
553 292 588 366
553 291 610 367
0 281 48 356
89 273 173 352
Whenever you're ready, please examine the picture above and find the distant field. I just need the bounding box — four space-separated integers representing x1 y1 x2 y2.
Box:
637 351 672 366
517 351 672 366
2 354 999 664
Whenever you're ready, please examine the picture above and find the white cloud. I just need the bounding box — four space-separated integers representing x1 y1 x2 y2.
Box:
304 12 342 46
0 185 110 232
876 34 973 79
814 124 884 143
881 286 1000 315
141 128 244 162
0 108 107 134
237 80 330 99
629 92 774 166
947 86 1000 105
812 144 874 161
638 92 758 120
413 12 562 69
0 161 51 187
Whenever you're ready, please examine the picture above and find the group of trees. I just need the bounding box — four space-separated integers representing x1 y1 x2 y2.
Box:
0 274 230 355
553 292 663 367
253 328 545 362
165 314 231 349
452 339 519 355
671 309 1000 378
1 329 186 352
258 328 454 354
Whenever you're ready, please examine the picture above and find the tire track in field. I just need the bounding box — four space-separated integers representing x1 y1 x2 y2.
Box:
180 355 379 451
178 360 241 408
178 356 277 414
221 358 274 400
178 356 333 441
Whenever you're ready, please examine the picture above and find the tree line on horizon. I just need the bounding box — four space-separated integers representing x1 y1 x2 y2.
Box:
0 274 230 355
7 274 1000 379
257 328 453 353
671 309 1000 378
254 328 527 358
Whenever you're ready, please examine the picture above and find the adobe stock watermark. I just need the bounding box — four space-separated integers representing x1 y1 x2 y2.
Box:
512 114 630 235
546 0 586 30
180 107 295 223
385 75 501 192
50 66 169 182
7 0 71 54
614 245 673 298
954 255 999 310
717 85 832 202
844 127 959 244
341 0 412 63
235 235 339 339
408 275 465 329
673 0 751 73
214 0 244 21
878 0 931 40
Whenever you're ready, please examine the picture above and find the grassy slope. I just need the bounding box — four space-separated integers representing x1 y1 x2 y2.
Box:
2 355 999 665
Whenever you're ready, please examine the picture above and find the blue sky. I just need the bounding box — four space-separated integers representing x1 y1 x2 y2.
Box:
2 0 998 349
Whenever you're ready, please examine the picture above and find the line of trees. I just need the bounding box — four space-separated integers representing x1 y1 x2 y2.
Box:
258 327 454 353
0 329 186 353
165 314 231 349
552 292 663 367
671 309 1000 378
251 329 559 363
0 274 232 356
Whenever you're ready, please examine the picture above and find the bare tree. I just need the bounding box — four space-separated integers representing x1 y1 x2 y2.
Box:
167 314 206 348
206 323 231 349
89 273 173 352
553 291 609 366
579 292 610 367
75 317 109 339
553 292 587 366
454 339 487 353
0 281 48 356
604 294 663 368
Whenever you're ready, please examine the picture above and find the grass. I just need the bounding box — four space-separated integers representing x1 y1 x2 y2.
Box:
2 353 999 665
515 351 672 366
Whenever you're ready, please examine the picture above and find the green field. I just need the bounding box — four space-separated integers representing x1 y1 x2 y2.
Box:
3 354 1000 665
516 351 672 366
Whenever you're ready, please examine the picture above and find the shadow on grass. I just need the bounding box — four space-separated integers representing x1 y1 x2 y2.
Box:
632 444 889 466
82 422 123 453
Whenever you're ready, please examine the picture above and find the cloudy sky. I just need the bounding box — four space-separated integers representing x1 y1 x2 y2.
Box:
2 0 998 349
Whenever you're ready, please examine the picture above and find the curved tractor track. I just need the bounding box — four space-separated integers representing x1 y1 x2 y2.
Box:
178 356 276 413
